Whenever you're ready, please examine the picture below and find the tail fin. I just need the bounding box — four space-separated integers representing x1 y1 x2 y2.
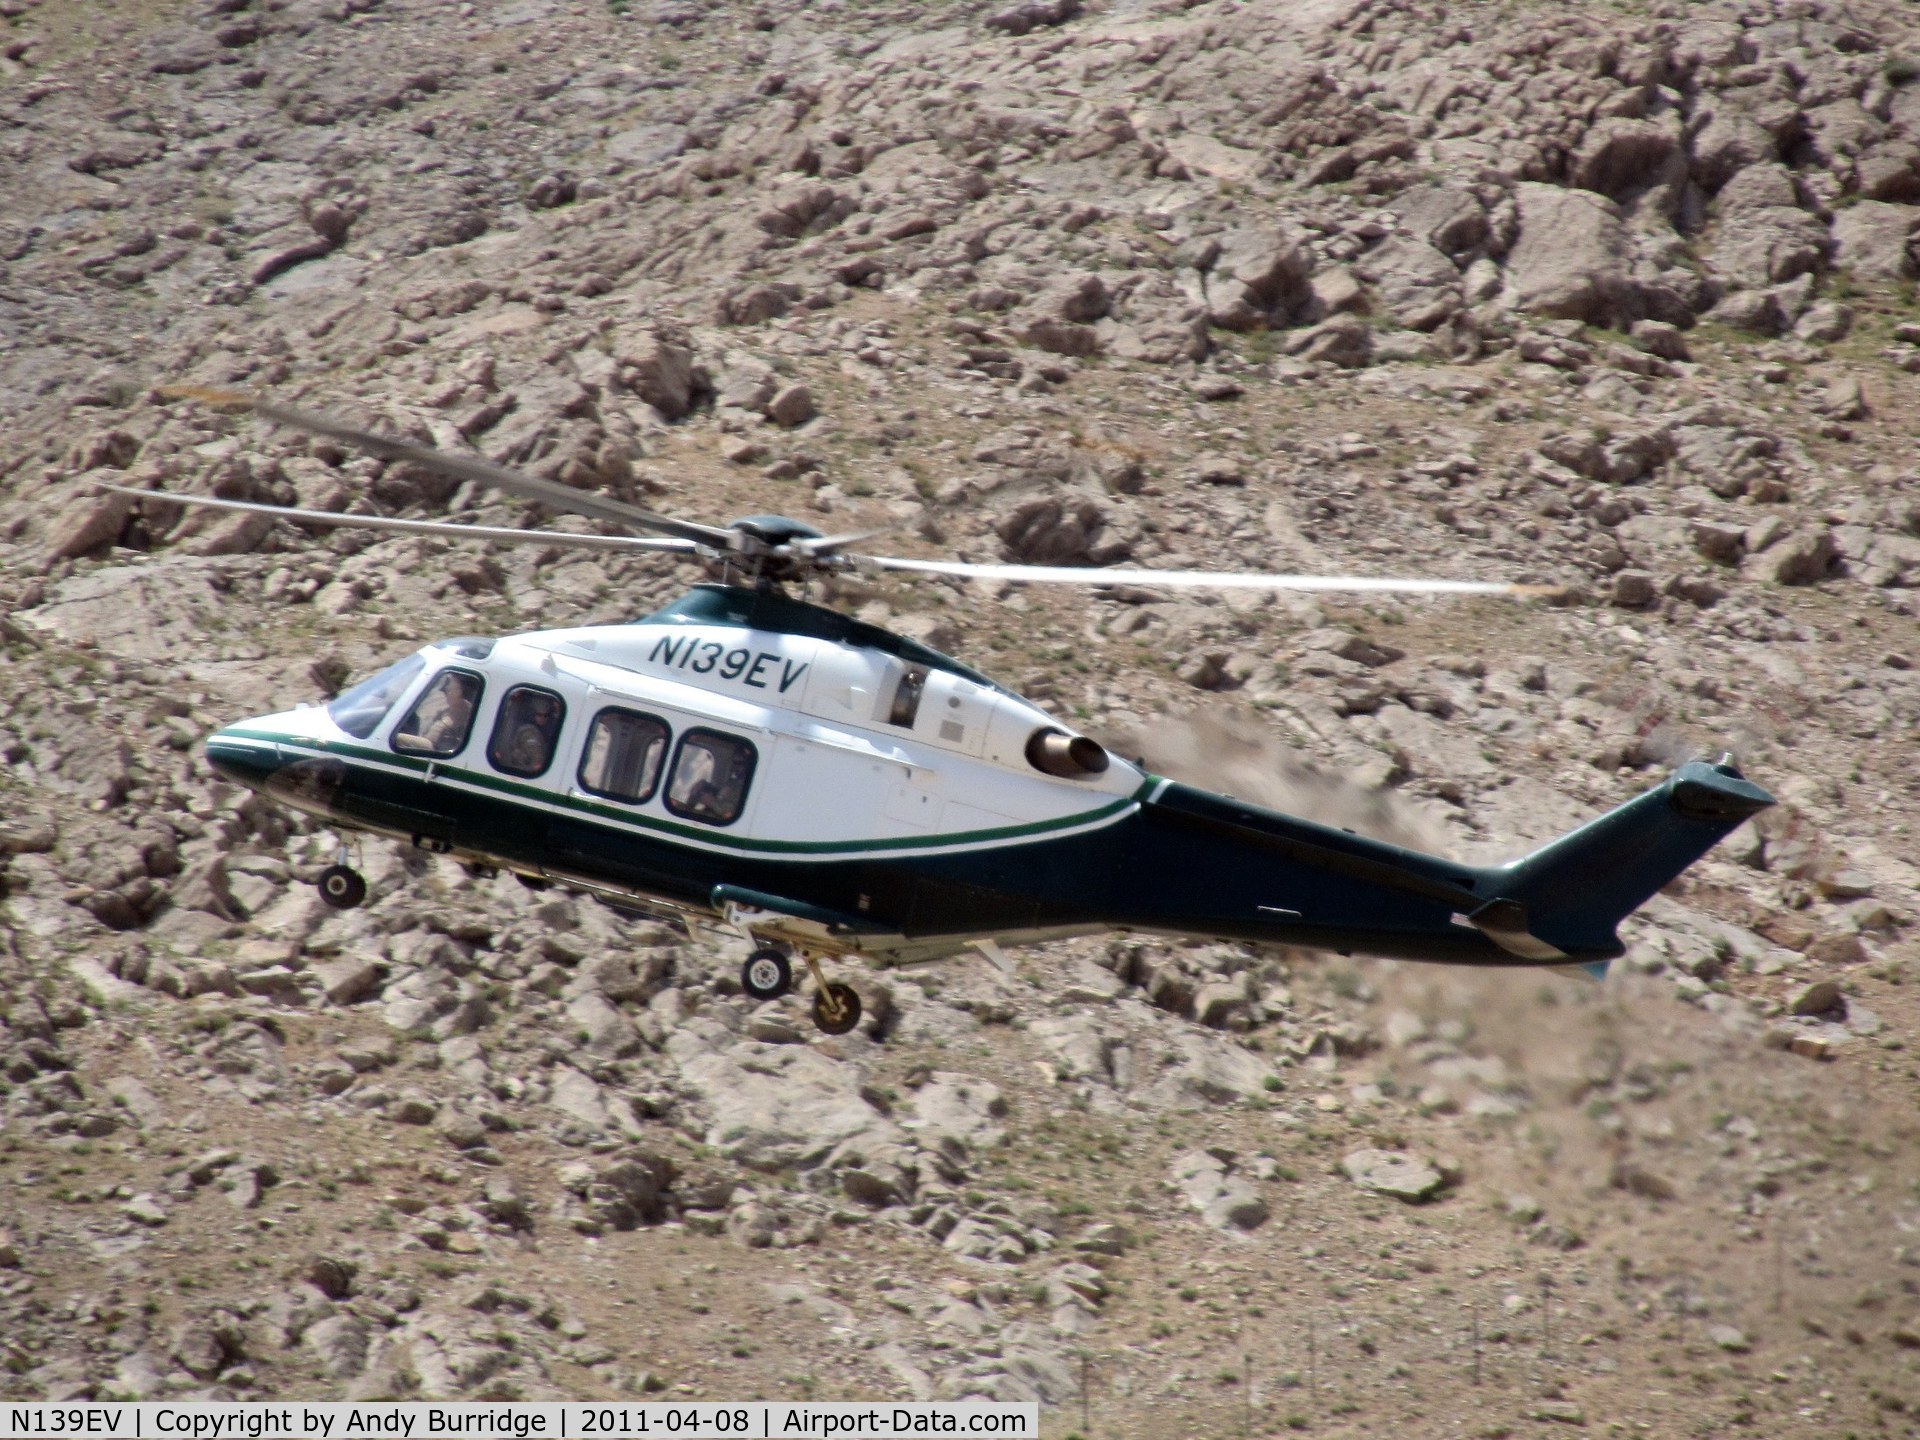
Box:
1472 760 1774 961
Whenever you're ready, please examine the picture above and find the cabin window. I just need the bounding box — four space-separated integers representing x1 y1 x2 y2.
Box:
887 663 928 728
487 685 568 779
665 729 757 826
328 654 426 739
578 707 671 805
390 668 484 758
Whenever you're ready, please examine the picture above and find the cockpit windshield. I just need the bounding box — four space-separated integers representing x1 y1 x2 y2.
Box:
326 654 426 739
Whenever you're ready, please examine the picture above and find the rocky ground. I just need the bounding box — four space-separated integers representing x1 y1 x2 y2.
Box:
5 0 1920 1432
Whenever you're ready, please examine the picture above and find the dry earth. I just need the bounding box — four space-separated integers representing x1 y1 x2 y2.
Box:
4 0 1920 1434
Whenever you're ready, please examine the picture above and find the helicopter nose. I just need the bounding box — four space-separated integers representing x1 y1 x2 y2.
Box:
203 722 280 791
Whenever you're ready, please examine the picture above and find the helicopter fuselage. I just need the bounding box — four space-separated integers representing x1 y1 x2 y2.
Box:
204 585 1774 975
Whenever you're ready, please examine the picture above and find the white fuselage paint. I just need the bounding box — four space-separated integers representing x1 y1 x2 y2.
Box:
226 623 1144 862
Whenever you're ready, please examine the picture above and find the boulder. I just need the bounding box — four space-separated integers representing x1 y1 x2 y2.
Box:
1354 236 1461 331
1308 266 1368 318
616 325 696 420
1286 313 1373 367
1631 319 1691 361
1610 569 1658 608
668 1030 904 1171
1205 227 1311 330
1016 317 1099 357
304 1314 369 1379
1144 1031 1277 1106
1168 1149 1267 1231
1342 1148 1447 1202
716 283 795 325
1502 183 1642 327
1389 183 1488 257
1856 146 1920 204
575 1150 675 1228
1037 272 1109 324
566 991 644 1057
43 482 137 561
1831 200 1920 283
1790 979 1846 1019
549 1065 614 1131
985 0 1080 35
1793 301 1853 344
1709 165 1827 289
766 384 817 428
1573 117 1681 201
1689 108 1777 193
1769 528 1837 585
995 495 1129 565
1703 287 1787 335
312 959 381 1006
754 184 855 239
905 1073 1007 1152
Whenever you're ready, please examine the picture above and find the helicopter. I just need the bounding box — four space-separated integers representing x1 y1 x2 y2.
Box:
105 389 1775 1035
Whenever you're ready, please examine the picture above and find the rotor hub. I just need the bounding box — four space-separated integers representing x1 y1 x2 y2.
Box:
711 514 849 588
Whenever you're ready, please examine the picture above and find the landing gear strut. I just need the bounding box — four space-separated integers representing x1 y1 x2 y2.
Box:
801 954 862 1035
740 947 793 1001
811 982 862 1036
317 863 367 910
734 936 862 1035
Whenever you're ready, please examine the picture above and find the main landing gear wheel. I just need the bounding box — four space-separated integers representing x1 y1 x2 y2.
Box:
811 982 862 1036
317 864 367 910
741 948 793 1001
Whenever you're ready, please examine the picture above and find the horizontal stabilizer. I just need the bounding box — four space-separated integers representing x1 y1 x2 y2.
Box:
1467 899 1567 961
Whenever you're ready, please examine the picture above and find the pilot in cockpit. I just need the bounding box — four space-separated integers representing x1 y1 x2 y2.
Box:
394 672 480 756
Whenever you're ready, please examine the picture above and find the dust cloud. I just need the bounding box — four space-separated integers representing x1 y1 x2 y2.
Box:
1106 705 1450 853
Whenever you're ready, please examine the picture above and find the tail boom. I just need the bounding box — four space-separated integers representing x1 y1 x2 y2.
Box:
1121 760 1773 968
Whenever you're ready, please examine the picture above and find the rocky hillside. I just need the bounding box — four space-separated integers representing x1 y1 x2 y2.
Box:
4 0 1920 1432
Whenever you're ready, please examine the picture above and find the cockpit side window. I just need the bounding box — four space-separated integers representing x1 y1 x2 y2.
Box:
328 654 427 740
665 729 756 826
887 663 929 729
392 669 485 758
487 685 567 779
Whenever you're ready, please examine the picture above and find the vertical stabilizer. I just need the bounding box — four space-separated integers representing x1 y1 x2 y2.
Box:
1477 760 1774 959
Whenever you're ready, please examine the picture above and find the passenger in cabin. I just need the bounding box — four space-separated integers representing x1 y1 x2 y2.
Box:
668 731 754 823
498 691 564 776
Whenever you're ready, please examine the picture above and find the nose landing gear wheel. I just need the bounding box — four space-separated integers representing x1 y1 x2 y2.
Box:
317 864 367 910
741 948 793 1001
811 982 862 1036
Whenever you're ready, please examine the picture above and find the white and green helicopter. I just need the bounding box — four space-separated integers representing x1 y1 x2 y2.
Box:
111 391 1773 1035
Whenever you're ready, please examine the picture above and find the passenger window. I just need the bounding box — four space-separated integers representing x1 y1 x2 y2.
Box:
329 654 426 739
487 685 567 779
665 729 757 826
578 708 671 805
391 668 484 758
887 663 928 728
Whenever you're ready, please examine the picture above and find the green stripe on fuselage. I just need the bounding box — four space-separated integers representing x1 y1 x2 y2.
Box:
218 726 1148 857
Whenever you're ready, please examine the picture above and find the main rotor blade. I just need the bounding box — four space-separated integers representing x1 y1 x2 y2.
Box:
100 485 703 556
859 554 1563 597
161 386 737 549
793 527 889 557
